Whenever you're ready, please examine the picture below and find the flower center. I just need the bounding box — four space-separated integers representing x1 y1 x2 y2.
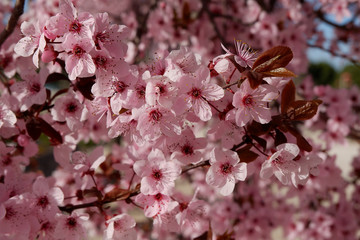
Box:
149 109 162 122
136 85 146 99
73 46 85 57
5 207 15 219
66 217 77 229
181 144 194 155
69 20 82 33
154 193 163 200
66 102 78 113
242 95 253 106
30 82 41 93
94 55 107 68
189 88 202 99
155 84 166 95
152 169 162 180
37 196 49 208
114 81 128 93
221 162 232 174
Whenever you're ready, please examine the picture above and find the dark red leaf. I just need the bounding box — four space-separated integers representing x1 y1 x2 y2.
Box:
252 46 293 73
37 117 63 145
26 118 42 140
274 129 287 147
75 76 96 100
285 99 322 121
104 187 130 201
45 72 69 84
237 144 259 163
281 80 296 114
251 135 267 151
288 127 312 152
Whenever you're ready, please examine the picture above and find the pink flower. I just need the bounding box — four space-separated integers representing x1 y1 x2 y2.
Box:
133 148 181 195
14 20 46 68
221 40 257 68
260 143 301 187
10 69 48 111
50 90 87 131
145 75 178 108
71 146 106 173
93 12 129 58
135 105 181 141
174 66 224 121
104 214 137 240
0 104 16 128
54 211 89 240
169 127 207 165
62 34 96 80
45 0 94 40
135 192 172 218
30 176 64 216
227 80 278 127
205 148 247 196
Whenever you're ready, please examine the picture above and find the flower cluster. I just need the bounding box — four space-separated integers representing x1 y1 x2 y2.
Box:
0 0 359 239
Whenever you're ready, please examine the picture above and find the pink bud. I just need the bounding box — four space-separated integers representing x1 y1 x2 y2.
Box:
17 134 30 147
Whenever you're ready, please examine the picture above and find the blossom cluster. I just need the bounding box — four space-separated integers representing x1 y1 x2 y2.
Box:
0 0 359 239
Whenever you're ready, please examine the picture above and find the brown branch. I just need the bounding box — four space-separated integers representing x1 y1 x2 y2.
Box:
0 0 25 48
181 160 210 174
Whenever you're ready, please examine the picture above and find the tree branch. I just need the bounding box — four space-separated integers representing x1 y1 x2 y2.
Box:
0 0 25 48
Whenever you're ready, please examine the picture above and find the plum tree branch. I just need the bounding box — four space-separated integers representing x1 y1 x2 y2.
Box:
0 0 25 48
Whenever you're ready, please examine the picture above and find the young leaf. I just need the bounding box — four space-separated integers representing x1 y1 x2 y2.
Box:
26 118 42 141
37 117 63 145
252 46 293 72
285 99 322 121
281 80 296 114
237 144 259 163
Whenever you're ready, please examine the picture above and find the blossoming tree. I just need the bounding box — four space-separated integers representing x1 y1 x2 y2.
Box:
0 0 360 239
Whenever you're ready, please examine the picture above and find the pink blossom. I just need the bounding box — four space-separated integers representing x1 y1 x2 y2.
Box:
206 148 247 196
169 127 207 165
133 148 181 195
50 90 87 131
54 211 89 240
71 146 106 173
135 105 181 141
145 75 178 108
221 40 257 68
104 214 136 240
260 143 301 187
14 20 46 68
62 34 96 80
227 80 278 127
45 0 94 40
93 12 129 58
0 104 16 128
174 66 224 121
135 192 173 218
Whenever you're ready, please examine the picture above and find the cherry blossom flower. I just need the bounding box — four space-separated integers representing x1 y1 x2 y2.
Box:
145 75 178 108
0 104 16 128
135 105 181 141
93 12 129 58
62 34 96 80
174 66 224 121
221 40 257 68
45 0 94 40
206 148 247 196
30 176 64 216
50 90 87 131
135 192 173 218
71 146 106 174
227 80 278 127
133 148 181 195
14 20 46 68
168 127 207 165
54 211 89 240
260 143 301 187
104 214 136 240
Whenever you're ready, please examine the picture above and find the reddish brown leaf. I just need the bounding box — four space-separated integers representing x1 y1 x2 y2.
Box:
274 129 287 147
262 67 296 78
46 72 69 84
251 135 267 151
75 76 96 100
243 69 264 89
285 99 322 121
252 46 293 72
37 117 63 145
26 118 42 141
288 127 312 152
281 80 296 114
237 145 259 163
83 187 102 199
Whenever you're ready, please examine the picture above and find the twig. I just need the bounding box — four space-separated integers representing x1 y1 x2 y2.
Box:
0 0 25 48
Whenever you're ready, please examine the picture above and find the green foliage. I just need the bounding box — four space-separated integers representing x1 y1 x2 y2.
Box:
308 62 337 86
340 65 360 86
